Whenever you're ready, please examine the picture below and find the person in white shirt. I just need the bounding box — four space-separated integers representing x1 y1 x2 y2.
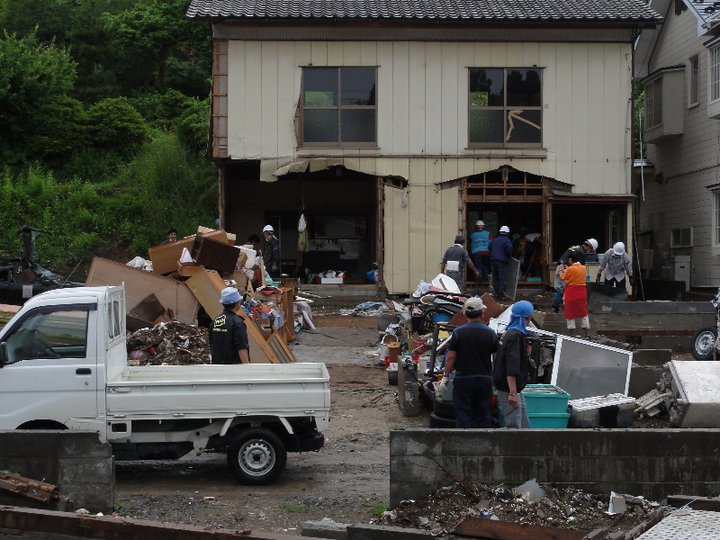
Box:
596 242 633 289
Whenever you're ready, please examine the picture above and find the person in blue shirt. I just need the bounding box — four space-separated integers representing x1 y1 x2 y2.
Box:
489 225 513 299
469 220 492 285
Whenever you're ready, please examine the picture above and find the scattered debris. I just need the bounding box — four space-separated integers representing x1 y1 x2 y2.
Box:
0 471 59 505
375 480 664 536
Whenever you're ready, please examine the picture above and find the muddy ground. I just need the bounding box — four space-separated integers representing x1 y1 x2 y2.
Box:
114 310 667 537
115 314 427 534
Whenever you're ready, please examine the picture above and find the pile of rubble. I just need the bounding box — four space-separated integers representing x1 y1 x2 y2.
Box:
377 479 664 537
127 321 210 366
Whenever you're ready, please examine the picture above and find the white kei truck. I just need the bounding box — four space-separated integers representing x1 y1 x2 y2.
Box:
0 286 330 485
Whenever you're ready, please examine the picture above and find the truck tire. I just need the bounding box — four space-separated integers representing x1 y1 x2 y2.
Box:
227 427 287 485
691 327 718 361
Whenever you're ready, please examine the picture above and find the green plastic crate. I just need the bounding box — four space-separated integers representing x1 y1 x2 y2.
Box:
528 412 570 429
522 384 571 415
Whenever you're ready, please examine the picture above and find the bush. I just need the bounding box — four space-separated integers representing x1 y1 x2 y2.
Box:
85 97 147 152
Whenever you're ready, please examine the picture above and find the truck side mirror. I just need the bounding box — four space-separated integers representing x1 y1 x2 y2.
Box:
0 342 7 368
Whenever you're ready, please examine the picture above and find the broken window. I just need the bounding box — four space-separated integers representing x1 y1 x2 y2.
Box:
301 67 377 146
468 67 542 147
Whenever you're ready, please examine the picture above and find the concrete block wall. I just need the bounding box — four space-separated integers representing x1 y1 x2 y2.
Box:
390 429 720 505
0 431 114 513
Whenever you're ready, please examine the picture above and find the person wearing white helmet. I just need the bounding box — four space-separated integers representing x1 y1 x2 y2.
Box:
559 237 598 265
469 220 492 284
262 224 281 278
439 296 498 428
489 225 513 299
597 241 633 289
209 287 249 364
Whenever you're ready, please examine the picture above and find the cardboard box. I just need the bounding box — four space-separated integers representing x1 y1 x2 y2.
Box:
191 236 240 275
86 257 198 325
176 261 205 277
129 293 166 322
149 229 234 275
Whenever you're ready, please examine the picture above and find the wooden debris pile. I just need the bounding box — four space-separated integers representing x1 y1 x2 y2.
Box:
127 321 210 366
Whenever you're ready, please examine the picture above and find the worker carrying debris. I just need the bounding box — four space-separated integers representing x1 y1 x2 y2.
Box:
210 287 249 364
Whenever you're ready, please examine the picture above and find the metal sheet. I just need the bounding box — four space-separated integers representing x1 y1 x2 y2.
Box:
506 257 521 300
638 509 720 540
550 336 632 400
666 360 720 427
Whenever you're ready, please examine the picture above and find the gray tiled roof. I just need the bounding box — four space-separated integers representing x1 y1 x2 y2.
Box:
187 0 661 23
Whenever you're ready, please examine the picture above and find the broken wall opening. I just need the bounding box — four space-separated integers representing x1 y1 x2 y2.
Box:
222 162 378 283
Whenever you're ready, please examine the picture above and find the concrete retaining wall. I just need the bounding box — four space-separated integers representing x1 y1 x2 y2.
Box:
0 431 114 513
390 429 720 505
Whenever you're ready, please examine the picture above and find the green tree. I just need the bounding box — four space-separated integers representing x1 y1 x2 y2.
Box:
102 0 211 97
0 31 78 164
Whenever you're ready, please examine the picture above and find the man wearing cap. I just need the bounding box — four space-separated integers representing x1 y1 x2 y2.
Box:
469 220 492 284
597 241 633 289
210 287 250 364
441 234 480 292
441 296 498 428
489 226 513 299
493 300 534 428
262 225 281 278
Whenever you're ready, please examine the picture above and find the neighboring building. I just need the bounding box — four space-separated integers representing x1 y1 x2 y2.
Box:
635 0 720 289
188 0 660 294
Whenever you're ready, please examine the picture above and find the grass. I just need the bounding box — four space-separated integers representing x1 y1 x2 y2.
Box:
370 504 388 518
283 503 311 514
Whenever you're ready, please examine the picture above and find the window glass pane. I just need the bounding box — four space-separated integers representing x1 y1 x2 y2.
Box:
469 110 504 143
341 110 375 142
506 109 542 143
341 68 376 105
5 310 88 363
304 109 338 142
506 69 542 106
304 68 337 106
469 69 503 106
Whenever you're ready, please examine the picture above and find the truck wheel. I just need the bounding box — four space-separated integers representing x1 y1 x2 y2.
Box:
691 327 718 361
227 427 287 485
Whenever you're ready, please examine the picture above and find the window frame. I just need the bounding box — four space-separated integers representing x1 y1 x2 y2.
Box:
710 45 720 103
645 77 663 129
467 67 544 149
689 54 699 108
670 227 693 249
714 192 720 247
300 66 378 148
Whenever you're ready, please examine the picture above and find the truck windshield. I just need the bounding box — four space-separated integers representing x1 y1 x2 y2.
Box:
3 310 89 364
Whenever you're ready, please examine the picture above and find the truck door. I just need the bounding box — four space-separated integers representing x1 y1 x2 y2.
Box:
0 304 98 430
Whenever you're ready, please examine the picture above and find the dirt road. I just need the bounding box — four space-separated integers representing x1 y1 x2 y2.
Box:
115 314 428 534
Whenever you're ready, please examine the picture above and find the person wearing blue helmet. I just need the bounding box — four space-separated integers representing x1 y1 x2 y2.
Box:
209 287 250 364
493 300 534 428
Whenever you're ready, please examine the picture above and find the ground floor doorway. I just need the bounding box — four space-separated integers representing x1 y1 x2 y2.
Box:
220 161 379 284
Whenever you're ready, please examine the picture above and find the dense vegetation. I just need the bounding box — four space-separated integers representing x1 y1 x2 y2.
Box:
0 0 217 277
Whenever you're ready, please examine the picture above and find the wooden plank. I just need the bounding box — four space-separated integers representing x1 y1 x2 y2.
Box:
185 270 227 320
267 331 296 363
667 495 720 511
237 310 278 364
0 505 258 539
454 516 586 540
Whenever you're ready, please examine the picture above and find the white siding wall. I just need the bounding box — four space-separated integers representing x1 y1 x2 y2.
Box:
227 40 633 192
642 9 720 286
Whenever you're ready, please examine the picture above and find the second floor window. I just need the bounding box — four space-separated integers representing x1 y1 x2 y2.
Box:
468 68 542 147
301 67 376 146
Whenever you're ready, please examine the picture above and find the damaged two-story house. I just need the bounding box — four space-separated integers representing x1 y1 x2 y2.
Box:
635 0 720 290
187 0 661 294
